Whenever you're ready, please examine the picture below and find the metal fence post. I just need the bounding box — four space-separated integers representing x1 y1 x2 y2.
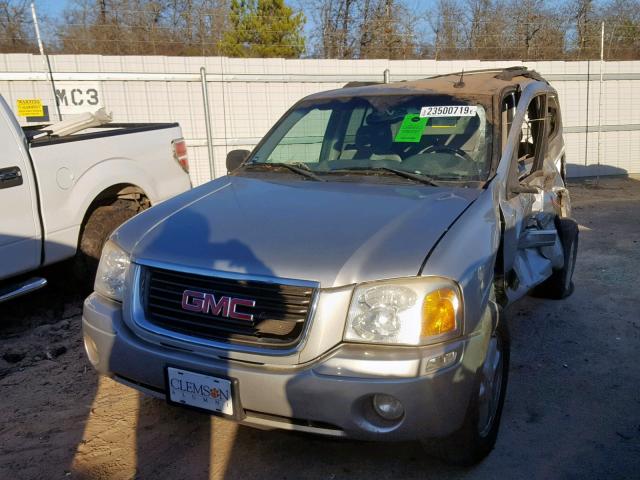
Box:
200 66 216 180
596 22 605 185
585 60 590 168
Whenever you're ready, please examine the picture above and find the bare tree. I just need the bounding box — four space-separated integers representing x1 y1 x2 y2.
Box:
463 0 509 59
601 0 640 59
359 0 417 58
0 0 37 53
2 0 639 60
56 0 229 56
430 0 465 59
312 0 357 58
509 0 560 60
310 0 416 59
567 0 599 58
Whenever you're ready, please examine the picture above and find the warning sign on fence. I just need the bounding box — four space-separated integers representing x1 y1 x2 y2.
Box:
16 99 44 117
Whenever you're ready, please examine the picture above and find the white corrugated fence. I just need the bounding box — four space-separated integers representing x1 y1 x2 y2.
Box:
1 54 639 185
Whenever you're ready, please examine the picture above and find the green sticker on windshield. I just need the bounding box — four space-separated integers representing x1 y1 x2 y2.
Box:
394 114 428 143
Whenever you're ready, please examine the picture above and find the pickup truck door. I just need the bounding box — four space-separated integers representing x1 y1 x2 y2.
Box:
499 93 564 303
0 97 41 280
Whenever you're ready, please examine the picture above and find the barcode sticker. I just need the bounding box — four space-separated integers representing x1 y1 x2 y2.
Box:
420 105 478 117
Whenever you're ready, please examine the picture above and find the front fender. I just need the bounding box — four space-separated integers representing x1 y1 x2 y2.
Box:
420 184 502 335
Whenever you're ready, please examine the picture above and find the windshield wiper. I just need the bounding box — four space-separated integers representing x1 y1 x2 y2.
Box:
329 166 440 187
243 162 325 182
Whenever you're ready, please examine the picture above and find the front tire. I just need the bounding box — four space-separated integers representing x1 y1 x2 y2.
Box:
423 315 510 466
73 200 142 289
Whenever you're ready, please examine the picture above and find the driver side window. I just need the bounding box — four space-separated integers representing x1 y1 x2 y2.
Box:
516 95 546 178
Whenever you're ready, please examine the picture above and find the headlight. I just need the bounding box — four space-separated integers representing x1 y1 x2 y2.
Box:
344 277 462 346
94 240 130 302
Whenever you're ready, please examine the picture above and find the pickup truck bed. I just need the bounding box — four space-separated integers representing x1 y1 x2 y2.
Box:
0 94 192 291
29 123 191 268
25 122 179 145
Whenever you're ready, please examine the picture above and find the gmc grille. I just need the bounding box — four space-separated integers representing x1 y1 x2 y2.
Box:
143 267 315 348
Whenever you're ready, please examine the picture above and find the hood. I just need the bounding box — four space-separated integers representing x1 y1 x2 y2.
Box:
116 175 480 288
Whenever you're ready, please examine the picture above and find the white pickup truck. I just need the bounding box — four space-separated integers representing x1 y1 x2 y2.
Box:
0 94 192 302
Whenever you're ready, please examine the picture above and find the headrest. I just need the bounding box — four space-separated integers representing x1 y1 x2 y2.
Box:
355 124 392 150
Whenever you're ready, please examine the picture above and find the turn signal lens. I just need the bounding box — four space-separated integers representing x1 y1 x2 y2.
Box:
422 288 458 337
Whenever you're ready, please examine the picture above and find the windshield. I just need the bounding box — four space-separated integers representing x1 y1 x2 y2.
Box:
249 95 492 181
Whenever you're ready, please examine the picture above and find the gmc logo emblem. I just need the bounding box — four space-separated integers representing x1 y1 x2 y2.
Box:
181 289 256 322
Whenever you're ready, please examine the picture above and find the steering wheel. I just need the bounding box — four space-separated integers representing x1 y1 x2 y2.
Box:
418 144 476 165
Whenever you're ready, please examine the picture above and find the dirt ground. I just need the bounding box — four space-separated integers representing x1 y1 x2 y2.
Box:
1 176 639 480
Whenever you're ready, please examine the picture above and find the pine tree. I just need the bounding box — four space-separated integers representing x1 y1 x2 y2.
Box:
220 0 305 58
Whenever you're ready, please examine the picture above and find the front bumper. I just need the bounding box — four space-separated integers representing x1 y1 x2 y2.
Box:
82 292 492 441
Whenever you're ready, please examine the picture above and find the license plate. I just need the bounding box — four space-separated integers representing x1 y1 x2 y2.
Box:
166 367 234 416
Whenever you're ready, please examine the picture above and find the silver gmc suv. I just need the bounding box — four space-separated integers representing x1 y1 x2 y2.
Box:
83 67 578 465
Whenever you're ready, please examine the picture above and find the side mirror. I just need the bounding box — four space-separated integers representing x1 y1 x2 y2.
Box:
226 149 250 172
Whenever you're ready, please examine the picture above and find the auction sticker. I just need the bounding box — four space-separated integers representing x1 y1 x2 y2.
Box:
394 114 429 142
420 105 478 117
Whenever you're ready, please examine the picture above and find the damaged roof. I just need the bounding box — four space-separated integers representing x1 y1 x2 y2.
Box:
306 67 548 102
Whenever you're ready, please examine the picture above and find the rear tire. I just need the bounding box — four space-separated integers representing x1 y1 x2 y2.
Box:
422 313 510 466
73 200 141 289
533 217 579 299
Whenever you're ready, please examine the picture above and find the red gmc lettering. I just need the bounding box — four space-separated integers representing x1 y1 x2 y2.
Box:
181 290 255 322
229 298 256 321
205 295 230 317
181 290 205 311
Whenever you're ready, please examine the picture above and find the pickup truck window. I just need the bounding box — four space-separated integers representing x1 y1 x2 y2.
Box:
250 95 492 181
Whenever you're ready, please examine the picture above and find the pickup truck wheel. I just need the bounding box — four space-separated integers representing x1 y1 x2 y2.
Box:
422 318 510 466
73 201 140 288
533 217 579 299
